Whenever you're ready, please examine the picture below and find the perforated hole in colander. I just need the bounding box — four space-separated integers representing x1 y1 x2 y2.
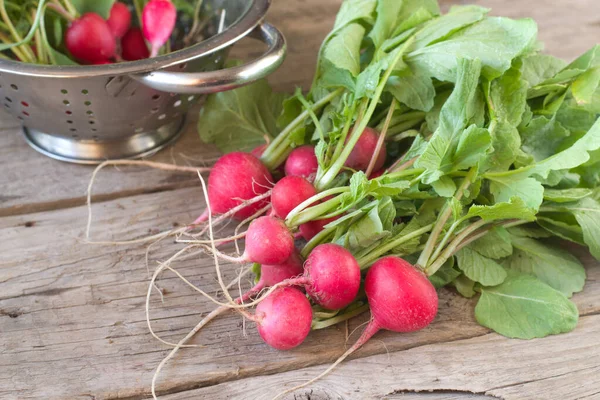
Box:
151 107 159 113
82 89 89 95
152 94 161 100
173 100 182 107
5 97 11 102
21 101 28 107
84 101 91 106
11 84 18 90
158 114 166 120
61 89 68 94
63 100 70 106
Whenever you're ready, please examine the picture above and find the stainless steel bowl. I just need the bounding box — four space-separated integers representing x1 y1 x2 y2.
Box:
0 0 286 164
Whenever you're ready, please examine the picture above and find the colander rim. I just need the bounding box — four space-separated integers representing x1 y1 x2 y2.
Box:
0 0 270 78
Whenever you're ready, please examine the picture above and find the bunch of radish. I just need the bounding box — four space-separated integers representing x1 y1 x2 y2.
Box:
79 0 600 397
65 0 176 64
113 116 448 400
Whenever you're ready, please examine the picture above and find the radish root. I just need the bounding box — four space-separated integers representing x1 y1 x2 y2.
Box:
85 159 211 243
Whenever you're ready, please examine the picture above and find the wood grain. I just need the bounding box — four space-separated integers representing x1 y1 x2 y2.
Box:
161 314 600 400
1 0 600 399
0 187 598 399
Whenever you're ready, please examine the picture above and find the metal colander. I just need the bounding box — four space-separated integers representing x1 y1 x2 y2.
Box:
0 0 285 164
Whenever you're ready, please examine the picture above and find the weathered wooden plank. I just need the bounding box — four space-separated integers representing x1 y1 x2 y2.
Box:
0 187 598 399
0 0 344 218
160 314 600 400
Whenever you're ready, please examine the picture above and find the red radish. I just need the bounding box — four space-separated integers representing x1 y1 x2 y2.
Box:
194 152 273 224
181 252 305 336
142 0 177 57
251 144 285 176
260 252 305 287
345 127 387 172
302 243 361 310
255 287 312 350
251 144 267 158
107 2 131 39
371 169 385 179
211 216 294 266
280 244 360 310
364 257 438 333
121 27 150 61
278 256 438 396
244 216 294 265
65 13 116 64
271 176 317 219
299 216 338 241
284 145 319 181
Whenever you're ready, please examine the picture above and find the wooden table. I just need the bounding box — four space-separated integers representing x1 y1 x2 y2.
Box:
2 1 600 399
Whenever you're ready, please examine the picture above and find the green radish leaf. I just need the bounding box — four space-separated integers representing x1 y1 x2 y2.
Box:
494 118 600 181
451 125 492 170
344 203 392 250
544 188 593 202
521 54 568 87
431 176 456 197
503 236 586 297
368 0 404 51
483 121 522 172
49 47 79 65
323 23 365 77
429 257 461 289
332 0 377 30
543 196 600 260
535 45 600 87
468 227 513 259
508 225 552 238
556 98 598 134
71 0 116 19
537 216 585 245
453 274 476 298
386 73 435 112
488 176 544 211
198 78 287 153
456 247 507 286
488 65 528 126
475 273 579 339
571 67 600 108
411 5 488 50
407 17 537 82
415 58 483 184
520 116 570 161
389 7 434 40
467 196 537 222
